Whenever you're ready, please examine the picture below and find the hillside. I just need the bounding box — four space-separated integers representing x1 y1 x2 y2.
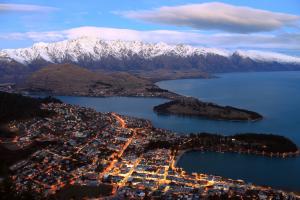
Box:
1 37 300 83
0 92 60 124
22 64 180 98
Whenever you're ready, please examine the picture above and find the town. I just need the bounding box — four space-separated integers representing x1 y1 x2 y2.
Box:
1 102 299 199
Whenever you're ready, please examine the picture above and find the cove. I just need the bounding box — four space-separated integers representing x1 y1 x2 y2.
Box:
176 151 300 192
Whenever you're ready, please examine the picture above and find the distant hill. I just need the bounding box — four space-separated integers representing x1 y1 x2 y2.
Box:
22 64 154 96
1 37 300 83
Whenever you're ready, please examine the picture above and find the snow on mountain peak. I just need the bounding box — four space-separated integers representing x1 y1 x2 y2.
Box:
0 37 300 65
235 50 300 64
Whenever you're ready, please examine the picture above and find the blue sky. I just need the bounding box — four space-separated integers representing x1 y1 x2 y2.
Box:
0 0 300 55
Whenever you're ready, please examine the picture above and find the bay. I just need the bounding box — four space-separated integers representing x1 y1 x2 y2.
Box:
176 151 300 192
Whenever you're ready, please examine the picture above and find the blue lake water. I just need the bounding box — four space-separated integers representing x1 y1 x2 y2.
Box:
58 71 300 192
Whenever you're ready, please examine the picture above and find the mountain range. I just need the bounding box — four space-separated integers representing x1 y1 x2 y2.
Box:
1 37 300 83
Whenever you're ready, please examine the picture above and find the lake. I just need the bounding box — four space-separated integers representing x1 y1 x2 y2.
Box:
58 71 300 192
157 71 300 146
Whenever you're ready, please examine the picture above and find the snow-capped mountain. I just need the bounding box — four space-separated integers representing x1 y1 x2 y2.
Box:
1 37 300 65
0 37 227 64
1 37 300 83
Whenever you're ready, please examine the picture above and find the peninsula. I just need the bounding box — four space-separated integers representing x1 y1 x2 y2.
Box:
154 97 263 121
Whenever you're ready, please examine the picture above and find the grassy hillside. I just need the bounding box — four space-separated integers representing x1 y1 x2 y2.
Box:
24 64 152 95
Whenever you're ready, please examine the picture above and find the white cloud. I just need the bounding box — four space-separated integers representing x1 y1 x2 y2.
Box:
119 2 300 33
0 26 300 50
0 3 58 13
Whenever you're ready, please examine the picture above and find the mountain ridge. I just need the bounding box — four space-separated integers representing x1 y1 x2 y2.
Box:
2 37 300 64
1 37 300 83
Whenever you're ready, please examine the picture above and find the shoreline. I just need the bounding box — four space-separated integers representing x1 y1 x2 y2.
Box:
174 149 189 167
